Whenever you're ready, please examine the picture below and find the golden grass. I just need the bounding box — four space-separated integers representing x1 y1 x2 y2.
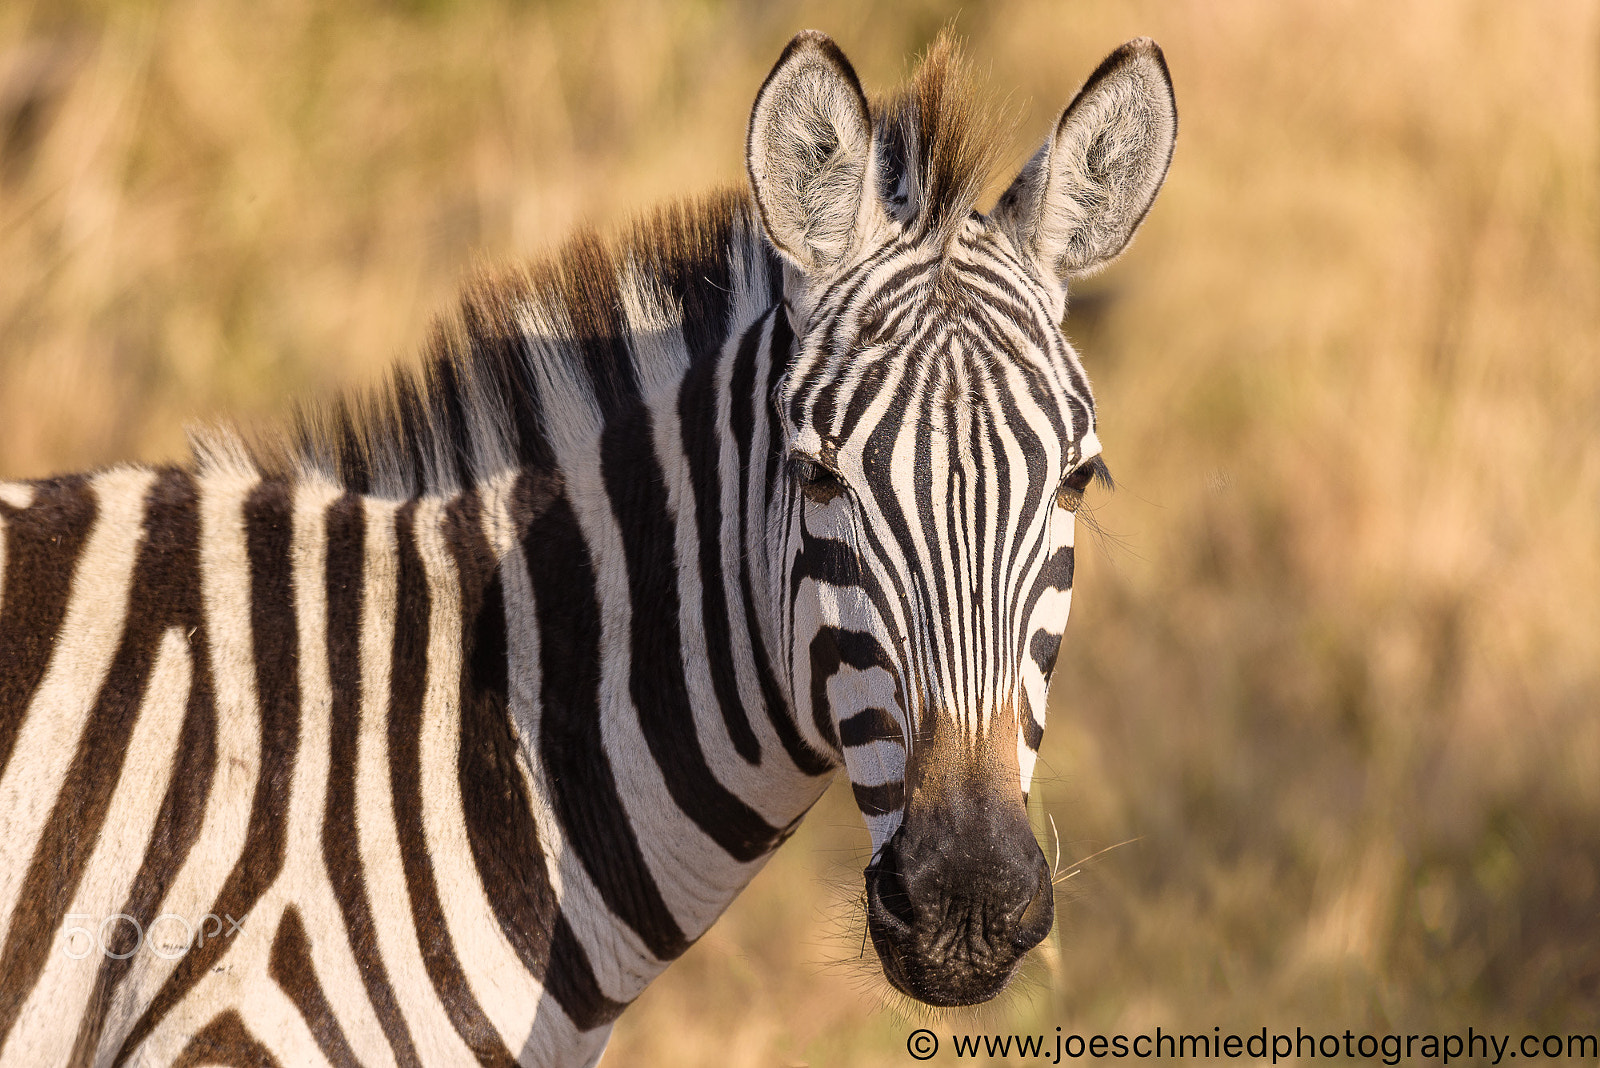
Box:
3 1 1596 1063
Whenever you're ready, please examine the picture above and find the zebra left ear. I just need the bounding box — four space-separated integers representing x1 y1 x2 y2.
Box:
747 31 889 277
993 38 1176 282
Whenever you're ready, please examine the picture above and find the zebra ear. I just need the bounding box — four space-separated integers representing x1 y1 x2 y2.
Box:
747 31 886 276
993 38 1176 281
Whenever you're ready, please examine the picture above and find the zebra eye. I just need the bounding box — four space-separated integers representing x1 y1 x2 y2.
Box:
791 455 847 504
1057 456 1112 512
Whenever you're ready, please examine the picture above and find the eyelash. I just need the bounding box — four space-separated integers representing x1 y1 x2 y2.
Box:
1056 455 1113 511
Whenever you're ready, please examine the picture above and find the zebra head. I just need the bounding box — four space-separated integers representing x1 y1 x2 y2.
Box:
748 32 1175 1006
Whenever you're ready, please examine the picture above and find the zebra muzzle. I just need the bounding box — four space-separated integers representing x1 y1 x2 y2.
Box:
862 800 1054 1005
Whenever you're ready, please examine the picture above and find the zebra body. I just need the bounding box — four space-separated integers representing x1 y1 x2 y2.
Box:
0 30 1175 1067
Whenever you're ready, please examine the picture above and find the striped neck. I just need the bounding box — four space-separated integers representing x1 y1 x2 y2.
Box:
0 198 845 1063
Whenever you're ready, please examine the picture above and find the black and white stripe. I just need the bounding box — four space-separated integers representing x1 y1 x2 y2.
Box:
774 216 1100 846
0 28 1176 1064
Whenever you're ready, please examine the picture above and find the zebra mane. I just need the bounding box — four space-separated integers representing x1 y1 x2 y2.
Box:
207 32 1007 496
874 30 1014 242
223 188 777 497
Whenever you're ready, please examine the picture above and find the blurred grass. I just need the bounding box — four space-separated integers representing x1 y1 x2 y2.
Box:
3 1 1597 1064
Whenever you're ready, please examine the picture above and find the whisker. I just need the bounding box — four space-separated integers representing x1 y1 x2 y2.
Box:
1076 502 1142 566
1052 836 1141 886
1048 812 1062 882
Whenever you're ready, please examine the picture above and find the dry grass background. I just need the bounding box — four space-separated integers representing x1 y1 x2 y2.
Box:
3 0 1598 1064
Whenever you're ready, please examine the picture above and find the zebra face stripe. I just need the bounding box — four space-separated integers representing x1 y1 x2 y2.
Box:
779 222 1093 845
772 217 1103 1008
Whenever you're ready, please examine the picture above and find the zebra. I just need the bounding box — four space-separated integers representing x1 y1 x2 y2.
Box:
0 28 1175 1068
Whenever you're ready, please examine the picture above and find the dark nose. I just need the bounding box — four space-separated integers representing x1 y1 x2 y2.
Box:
863 802 1054 1005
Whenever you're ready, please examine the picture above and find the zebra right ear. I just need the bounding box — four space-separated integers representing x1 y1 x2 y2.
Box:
747 31 888 277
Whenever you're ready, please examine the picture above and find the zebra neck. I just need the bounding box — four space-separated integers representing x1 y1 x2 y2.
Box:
482 296 842 931
0 206 846 1055
289 194 843 994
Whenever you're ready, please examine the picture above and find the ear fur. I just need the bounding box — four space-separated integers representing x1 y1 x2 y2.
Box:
747 31 888 276
993 38 1176 282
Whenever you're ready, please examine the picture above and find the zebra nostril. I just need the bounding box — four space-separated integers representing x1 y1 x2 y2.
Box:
1012 876 1053 952
866 849 916 930
1009 853 1055 953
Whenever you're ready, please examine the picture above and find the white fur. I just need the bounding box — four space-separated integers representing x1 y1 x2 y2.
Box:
0 482 33 510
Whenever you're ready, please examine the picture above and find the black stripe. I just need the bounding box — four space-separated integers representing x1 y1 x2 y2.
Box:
940 368 978 716
787 500 903 672
1040 543 1074 594
810 239 919 366
1024 629 1062 697
71 472 217 1067
910 368 960 699
389 500 517 1066
973 383 1012 694
852 780 905 818
522 475 688 961
974 230 1063 331
1020 541 1074 684
0 477 94 776
733 310 833 776
268 905 361 1068
788 522 863 598
602 406 780 861
1021 705 1045 752
980 333 1056 582
170 1010 283 1068
460 478 636 1028
969 367 1002 707
545 914 628 1030
677 319 762 763
838 707 904 749
455 489 629 1037
1029 627 1064 686
834 340 913 444
848 365 936 725
321 494 422 1068
117 479 302 1067
805 631 846 753
843 280 922 367
830 628 898 675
